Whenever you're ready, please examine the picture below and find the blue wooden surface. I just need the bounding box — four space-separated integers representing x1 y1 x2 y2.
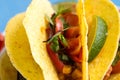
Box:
0 0 119 32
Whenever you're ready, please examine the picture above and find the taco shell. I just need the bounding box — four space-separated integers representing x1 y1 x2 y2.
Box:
108 10 120 80
85 0 120 80
23 0 59 80
76 0 88 80
23 0 89 79
5 13 44 80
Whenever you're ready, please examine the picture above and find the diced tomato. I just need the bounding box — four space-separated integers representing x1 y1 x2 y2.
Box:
112 60 120 74
0 33 4 52
67 37 81 55
65 27 79 39
66 26 81 56
62 13 78 26
46 44 64 72
64 23 82 61
46 27 53 39
69 48 82 63
55 17 63 33
70 44 81 56
67 38 79 51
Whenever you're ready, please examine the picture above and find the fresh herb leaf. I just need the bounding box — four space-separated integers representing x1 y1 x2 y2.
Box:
50 37 60 52
57 6 71 15
45 14 55 31
59 17 69 29
51 13 57 22
45 14 54 25
59 54 69 62
51 7 71 22
46 28 69 43
112 51 120 66
47 32 61 43
63 22 69 29
59 34 68 47
112 43 120 66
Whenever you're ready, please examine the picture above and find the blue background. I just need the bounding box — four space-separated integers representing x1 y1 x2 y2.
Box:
0 0 119 32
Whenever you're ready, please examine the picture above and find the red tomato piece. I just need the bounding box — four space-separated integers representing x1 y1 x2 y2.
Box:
46 27 53 39
55 17 64 33
65 27 79 39
0 33 4 52
69 47 82 63
46 44 64 72
63 13 78 26
67 37 81 55
112 60 120 74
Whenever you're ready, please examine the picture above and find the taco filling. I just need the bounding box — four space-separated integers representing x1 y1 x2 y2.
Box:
45 7 82 80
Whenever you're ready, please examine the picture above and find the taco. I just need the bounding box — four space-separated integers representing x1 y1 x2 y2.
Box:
0 49 28 80
84 0 120 80
5 13 44 80
23 0 88 80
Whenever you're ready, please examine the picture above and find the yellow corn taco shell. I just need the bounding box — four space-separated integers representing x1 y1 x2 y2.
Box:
23 0 58 80
5 13 44 80
0 50 17 80
85 0 120 80
109 13 120 80
23 0 88 80
76 0 88 80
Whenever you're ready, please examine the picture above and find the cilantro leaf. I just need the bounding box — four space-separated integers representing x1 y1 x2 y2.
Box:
112 42 120 66
57 6 71 15
59 54 69 62
50 37 60 52
59 17 69 29
59 34 68 47
45 14 54 25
